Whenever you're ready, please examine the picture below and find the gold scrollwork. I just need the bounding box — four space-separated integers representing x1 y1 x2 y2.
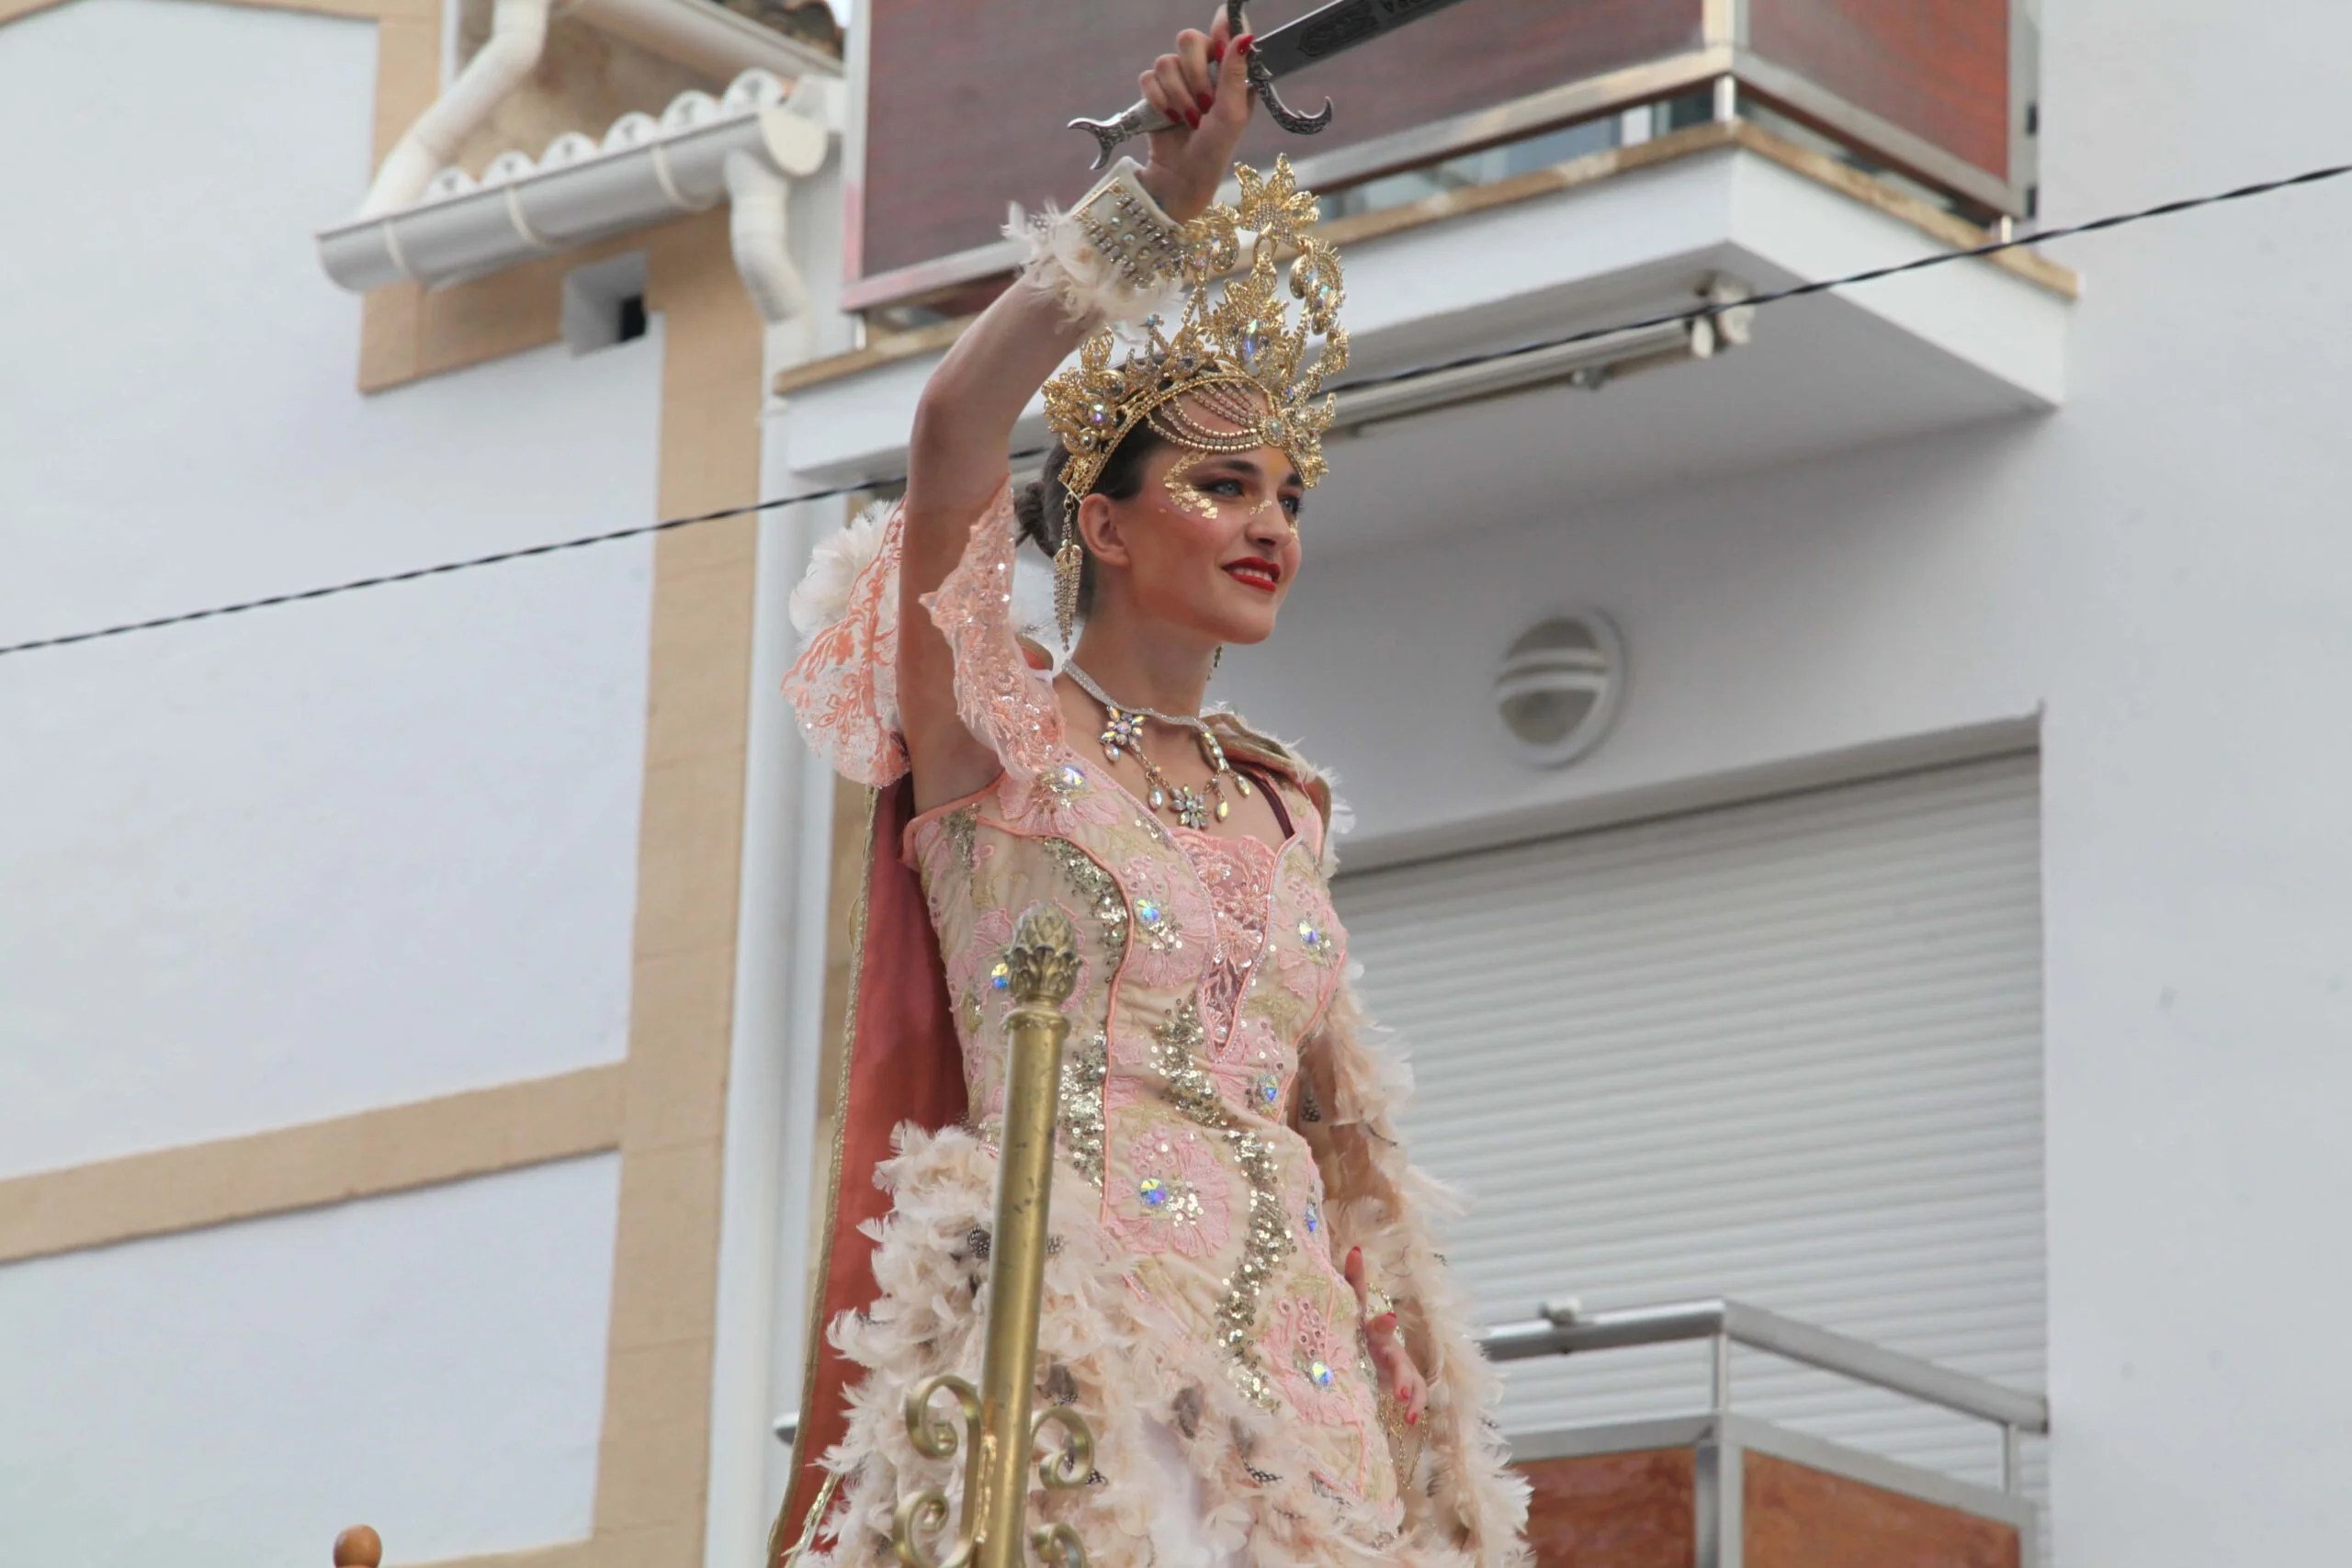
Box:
894 1375 983 1568
1030 1522 1089 1568
1030 1406 1095 1490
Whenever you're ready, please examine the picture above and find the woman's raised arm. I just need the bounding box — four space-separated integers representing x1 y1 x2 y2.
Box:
896 16 1256 808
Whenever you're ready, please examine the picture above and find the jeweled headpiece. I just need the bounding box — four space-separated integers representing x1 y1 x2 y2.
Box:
1038 158 1349 639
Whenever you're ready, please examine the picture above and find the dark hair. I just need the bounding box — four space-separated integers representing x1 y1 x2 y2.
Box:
1012 425 1168 615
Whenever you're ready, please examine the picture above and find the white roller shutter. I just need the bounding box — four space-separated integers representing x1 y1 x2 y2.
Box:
1335 754 2046 1499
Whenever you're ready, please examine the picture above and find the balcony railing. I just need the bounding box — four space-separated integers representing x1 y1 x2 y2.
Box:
1487 1295 2050 1494
844 0 2036 312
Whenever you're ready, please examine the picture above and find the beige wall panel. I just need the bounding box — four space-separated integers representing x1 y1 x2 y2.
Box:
0 1066 624 1265
594 1337 721 1530
371 9 442 159
647 558 760 767
624 944 739 1154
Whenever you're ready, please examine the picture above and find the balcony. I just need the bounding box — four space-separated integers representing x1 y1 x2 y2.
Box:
842 0 2036 313
769 0 2068 533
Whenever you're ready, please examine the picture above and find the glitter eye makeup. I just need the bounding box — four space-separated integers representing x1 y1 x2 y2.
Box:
1161 448 1222 521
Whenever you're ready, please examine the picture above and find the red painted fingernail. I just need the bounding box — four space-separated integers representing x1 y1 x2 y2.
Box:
1407 1411 1419 1426
1238 33 1255 52
1183 108 1200 128
1211 42 1224 62
1348 1247 1362 1268
1198 91 1216 112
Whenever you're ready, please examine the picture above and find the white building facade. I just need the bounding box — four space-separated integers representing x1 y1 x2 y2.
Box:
4 1 2349 1566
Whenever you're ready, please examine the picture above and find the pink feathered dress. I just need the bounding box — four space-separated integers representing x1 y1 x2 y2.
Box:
775 481 1530 1568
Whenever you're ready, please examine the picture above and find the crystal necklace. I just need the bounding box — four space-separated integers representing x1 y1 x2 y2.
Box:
1065 660 1253 830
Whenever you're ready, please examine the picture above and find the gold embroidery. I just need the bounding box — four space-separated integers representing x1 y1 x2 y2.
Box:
1152 998 1292 1408
941 805 978 876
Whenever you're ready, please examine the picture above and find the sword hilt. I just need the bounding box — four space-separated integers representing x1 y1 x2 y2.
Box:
1068 104 1164 172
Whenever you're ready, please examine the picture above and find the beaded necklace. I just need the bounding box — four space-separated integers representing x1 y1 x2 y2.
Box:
1065 661 1254 830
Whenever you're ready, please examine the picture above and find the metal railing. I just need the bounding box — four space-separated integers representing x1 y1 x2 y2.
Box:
1484 1296 2050 1494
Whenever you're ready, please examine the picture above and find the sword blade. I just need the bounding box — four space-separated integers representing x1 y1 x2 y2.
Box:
1248 0 1487 85
1069 0 1493 168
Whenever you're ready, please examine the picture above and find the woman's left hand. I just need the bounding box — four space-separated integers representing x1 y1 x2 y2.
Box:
1345 1245 1429 1427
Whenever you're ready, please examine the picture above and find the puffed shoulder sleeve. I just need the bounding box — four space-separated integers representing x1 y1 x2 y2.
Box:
918 479 1066 789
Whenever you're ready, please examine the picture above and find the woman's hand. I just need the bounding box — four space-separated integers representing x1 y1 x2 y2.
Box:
1134 13 1257 222
1345 1245 1429 1427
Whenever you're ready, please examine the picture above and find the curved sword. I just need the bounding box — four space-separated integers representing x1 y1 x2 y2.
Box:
1069 0 1482 171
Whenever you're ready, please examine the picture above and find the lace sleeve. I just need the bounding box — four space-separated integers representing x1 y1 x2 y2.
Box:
782 502 910 787
919 479 1065 788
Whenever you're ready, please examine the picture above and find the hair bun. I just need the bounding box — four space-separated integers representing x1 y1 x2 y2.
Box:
1013 477 1054 555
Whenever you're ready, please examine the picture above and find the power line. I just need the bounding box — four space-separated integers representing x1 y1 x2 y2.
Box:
6 155 2349 664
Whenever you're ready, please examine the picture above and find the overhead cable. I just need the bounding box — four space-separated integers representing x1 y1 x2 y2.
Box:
5 155 2349 663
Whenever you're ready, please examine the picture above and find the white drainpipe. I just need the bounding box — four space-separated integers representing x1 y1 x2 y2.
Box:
361 0 551 219
724 150 807 328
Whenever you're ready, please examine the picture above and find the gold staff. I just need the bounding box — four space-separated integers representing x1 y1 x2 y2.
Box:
894 907 1093 1568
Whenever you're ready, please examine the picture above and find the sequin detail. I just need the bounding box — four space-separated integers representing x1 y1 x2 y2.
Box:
1057 1030 1108 1190
1042 837 1130 955
1134 897 1183 954
1295 916 1337 964
1152 998 1292 1407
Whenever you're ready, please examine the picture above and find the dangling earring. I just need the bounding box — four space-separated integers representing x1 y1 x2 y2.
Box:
1054 497 1084 649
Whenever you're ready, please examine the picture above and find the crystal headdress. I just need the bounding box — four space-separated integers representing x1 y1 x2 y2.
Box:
1038 158 1349 637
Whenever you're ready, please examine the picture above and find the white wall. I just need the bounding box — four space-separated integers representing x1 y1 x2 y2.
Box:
1218 4 2352 1562
0 5 667 1562
0 1155 621 1566
0 0 662 1175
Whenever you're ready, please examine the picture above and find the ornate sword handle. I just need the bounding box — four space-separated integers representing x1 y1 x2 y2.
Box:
1068 102 1164 172
1067 2 1333 169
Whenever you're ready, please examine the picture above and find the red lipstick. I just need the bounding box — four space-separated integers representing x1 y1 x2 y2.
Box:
1223 557 1282 592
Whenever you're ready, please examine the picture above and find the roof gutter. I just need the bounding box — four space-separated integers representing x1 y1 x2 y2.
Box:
319 72 842 322
342 0 843 307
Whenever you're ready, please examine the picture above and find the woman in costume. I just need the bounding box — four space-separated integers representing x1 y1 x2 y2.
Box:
775 17 1530 1568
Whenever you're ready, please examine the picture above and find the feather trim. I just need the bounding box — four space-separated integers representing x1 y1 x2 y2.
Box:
801 1124 1498 1568
791 499 898 640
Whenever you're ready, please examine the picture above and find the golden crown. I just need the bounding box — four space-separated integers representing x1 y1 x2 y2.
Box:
1043 158 1349 502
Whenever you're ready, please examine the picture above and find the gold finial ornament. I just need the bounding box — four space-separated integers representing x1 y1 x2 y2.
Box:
1043 157 1350 510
